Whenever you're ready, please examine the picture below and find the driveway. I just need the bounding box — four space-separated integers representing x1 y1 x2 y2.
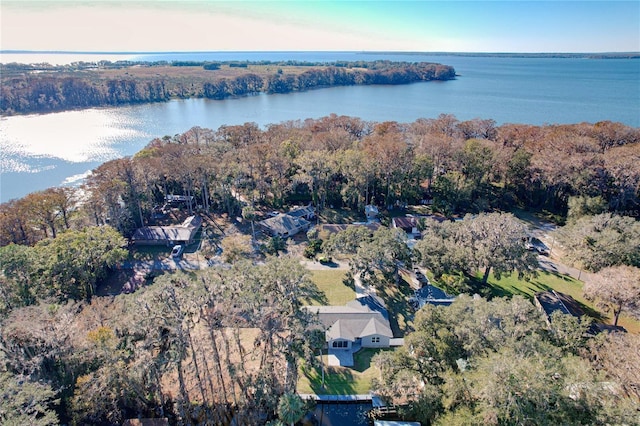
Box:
120 256 220 272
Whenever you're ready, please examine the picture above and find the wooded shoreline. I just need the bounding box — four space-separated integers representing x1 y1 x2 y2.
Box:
0 60 456 116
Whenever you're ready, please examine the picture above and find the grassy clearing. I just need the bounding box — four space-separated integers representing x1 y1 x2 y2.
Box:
318 207 363 225
485 271 640 333
95 64 324 80
297 348 387 395
510 207 565 226
309 269 354 306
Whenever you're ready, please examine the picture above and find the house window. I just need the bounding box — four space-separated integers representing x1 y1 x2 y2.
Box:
372 337 380 343
332 341 347 348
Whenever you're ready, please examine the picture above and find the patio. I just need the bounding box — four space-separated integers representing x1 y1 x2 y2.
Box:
328 340 361 367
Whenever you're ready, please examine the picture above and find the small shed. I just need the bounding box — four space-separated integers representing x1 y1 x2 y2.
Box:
365 205 379 220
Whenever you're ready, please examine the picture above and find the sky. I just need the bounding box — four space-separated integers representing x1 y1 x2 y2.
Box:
1 1 639 53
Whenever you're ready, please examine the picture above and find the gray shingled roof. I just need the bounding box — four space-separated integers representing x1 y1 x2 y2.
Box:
259 213 309 236
347 295 389 320
305 294 393 341
287 205 315 218
132 226 194 242
326 317 392 341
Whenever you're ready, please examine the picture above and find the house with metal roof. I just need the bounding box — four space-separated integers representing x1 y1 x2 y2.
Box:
392 216 419 234
131 215 202 246
287 203 316 220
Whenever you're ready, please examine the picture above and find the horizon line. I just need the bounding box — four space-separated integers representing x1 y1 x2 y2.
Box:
2 49 640 55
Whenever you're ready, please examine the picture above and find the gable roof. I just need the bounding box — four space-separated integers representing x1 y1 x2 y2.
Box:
347 295 389 320
327 317 393 341
287 204 315 219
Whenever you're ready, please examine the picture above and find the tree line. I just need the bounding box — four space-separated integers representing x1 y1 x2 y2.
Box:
0 61 455 115
1 114 638 247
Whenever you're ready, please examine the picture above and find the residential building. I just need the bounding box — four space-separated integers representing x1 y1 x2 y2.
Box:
259 213 310 238
305 295 398 366
131 215 202 246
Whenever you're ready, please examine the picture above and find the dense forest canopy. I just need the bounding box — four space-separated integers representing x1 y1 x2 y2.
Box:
2 114 638 247
0 60 455 115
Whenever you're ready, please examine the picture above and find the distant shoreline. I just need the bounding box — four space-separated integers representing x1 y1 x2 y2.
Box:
363 51 640 59
2 50 639 60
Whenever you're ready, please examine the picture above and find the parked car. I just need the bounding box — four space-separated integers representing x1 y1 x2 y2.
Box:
171 244 184 258
525 238 550 256
534 242 550 256
415 269 429 285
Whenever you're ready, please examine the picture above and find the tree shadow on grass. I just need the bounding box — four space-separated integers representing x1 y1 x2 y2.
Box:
353 348 389 373
468 275 516 299
301 362 359 395
380 277 415 337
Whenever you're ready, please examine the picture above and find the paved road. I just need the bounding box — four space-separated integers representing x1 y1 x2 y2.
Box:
537 255 592 284
522 216 592 285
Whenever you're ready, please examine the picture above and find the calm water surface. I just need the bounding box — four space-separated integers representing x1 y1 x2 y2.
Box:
1 52 638 202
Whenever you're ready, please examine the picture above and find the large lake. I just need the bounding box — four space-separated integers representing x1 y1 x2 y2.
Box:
1 52 639 202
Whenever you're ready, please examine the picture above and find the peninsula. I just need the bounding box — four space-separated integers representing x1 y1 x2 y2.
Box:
0 60 456 116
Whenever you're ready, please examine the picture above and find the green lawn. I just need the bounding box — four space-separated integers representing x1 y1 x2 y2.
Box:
485 271 640 333
297 348 387 395
309 269 355 306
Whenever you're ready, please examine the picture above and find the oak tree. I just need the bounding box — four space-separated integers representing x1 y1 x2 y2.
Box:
584 265 640 326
